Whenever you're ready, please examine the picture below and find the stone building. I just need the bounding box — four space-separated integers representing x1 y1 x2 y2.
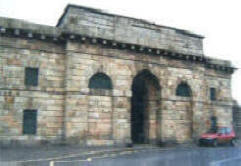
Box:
0 4 235 146
233 101 241 138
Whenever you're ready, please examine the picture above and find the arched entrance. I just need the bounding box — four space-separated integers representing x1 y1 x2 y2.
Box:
131 70 161 144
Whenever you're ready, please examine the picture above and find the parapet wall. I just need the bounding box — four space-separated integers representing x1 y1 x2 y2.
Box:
57 5 204 56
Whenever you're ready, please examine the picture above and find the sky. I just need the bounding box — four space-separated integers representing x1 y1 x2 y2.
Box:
0 0 240 104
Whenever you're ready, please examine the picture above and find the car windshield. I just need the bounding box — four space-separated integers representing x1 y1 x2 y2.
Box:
217 128 226 134
207 129 216 133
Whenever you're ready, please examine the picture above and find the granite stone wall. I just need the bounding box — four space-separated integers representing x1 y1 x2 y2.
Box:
0 4 234 146
0 37 65 145
62 42 233 145
0 36 233 145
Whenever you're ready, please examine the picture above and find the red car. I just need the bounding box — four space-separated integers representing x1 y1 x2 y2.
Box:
199 127 236 147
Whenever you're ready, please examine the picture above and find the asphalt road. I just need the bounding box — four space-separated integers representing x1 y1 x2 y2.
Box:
1 145 241 166
53 146 241 166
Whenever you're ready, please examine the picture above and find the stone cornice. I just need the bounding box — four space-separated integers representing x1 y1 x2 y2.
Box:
0 26 235 74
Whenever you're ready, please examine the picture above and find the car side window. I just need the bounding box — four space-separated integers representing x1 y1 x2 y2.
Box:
224 128 228 135
226 128 231 134
218 128 225 134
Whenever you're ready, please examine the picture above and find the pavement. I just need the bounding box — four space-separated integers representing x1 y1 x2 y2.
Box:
1 143 241 166
0 144 160 166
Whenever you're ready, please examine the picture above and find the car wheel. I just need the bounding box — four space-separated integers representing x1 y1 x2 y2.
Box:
213 139 218 147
